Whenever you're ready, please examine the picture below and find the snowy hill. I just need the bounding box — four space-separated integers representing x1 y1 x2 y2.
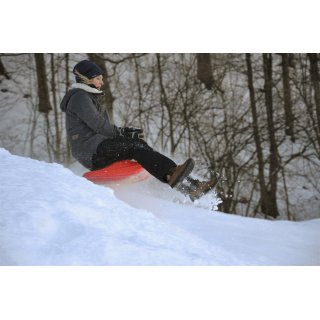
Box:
0 147 319 266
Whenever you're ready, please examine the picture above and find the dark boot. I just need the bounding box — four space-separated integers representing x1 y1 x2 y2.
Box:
167 158 195 188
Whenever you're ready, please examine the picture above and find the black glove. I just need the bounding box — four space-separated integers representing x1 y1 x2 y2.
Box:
118 127 144 139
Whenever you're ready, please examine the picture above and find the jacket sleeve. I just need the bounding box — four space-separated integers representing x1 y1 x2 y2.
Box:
68 91 118 137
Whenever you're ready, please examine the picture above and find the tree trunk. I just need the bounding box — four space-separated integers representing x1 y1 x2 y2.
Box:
50 53 61 162
87 53 115 122
307 53 320 148
0 57 10 79
246 53 270 216
34 53 52 113
281 53 295 141
65 53 70 91
156 53 175 154
196 53 214 90
262 53 279 218
64 53 71 163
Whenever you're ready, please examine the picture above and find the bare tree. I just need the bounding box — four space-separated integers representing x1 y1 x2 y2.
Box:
307 53 320 150
246 53 270 216
50 53 61 162
64 53 71 163
280 53 295 141
262 53 279 218
34 53 52 113
0 56 10 79
196 53 214 90
156 53 175 154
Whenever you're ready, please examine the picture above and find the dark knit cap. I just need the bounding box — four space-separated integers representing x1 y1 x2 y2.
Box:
73 60 104 79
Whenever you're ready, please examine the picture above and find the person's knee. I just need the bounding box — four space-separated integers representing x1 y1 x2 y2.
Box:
133 139 152 151
130 140 154 157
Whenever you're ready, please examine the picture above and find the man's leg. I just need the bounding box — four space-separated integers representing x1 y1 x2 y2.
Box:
93 137 176 183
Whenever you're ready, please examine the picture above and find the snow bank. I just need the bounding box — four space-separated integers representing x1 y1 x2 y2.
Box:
0 148 319 265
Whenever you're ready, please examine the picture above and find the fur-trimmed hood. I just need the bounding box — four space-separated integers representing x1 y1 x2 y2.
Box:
71 83 104 94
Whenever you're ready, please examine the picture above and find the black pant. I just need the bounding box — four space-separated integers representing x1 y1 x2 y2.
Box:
92 137 176 183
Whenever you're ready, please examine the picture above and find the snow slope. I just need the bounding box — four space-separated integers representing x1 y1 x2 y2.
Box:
0 148 319 266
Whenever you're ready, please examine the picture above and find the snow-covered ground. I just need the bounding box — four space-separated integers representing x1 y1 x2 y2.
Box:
0 147 319 266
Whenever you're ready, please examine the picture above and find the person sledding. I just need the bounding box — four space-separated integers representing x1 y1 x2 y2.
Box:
60 60 218 201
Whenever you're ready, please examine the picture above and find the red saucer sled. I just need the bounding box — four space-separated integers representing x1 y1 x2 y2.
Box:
83 160 150 185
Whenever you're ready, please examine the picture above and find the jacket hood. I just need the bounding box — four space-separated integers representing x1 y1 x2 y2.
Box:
60 89 79 112
60 83 104 112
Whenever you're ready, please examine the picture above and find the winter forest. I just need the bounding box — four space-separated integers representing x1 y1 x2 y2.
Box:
1 53 319 221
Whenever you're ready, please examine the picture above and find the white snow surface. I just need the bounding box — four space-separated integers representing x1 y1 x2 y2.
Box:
0 148 319 266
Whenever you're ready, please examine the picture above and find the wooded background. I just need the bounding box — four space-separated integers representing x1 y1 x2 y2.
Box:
1 53 319 221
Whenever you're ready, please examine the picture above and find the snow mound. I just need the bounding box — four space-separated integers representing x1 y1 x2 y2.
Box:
0 148 319 265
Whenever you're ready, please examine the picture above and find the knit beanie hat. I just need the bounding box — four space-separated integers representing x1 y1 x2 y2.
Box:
73 60 104 82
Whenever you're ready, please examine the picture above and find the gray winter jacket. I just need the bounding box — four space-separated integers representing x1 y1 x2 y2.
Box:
60 83 118 169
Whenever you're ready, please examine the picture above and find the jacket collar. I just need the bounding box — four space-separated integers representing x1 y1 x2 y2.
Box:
71 83 104 95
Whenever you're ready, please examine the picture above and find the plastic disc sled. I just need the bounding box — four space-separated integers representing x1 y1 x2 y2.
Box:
83 160 149 185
